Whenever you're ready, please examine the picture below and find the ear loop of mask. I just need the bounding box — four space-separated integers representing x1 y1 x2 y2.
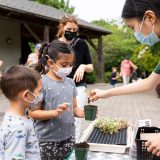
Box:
139 15 155 33
24 90 35 103
139 15 145 31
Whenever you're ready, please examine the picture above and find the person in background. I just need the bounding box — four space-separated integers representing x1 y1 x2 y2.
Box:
0 65 42 160
131 68 138 83
54 14 94 142
120 56 138 85
30 41 84 160
26 43 41 68
89 0 160 157
0 60 3 78
110 67 119 88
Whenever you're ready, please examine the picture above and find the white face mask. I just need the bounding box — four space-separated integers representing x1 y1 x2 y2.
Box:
25 91 43 110
54 63 73 79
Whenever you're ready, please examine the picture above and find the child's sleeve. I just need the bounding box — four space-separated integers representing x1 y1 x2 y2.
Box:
4 125 27 160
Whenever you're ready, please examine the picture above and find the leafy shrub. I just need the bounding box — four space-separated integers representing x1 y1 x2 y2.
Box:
103 71 112 83
86 71 97 84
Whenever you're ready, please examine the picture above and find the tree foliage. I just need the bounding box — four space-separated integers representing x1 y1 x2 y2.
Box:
32 0 74 14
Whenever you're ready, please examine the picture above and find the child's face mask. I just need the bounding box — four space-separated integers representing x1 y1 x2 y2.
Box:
25 91 43 110
54 63 73 79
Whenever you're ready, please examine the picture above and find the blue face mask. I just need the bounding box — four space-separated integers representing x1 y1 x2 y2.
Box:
134 17 160 46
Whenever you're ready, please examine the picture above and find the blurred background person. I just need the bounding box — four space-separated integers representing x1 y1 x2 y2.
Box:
0 60 3 78
120 56 137 85
26 43 41 68
110 67 119 88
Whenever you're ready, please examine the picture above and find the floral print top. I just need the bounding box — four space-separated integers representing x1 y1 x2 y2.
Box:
0 112 41 160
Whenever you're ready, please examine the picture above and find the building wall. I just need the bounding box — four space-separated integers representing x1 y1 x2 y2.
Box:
0 19 21 71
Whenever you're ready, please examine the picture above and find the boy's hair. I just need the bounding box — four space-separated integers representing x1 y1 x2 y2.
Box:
35 40 75 74
0 65 41 101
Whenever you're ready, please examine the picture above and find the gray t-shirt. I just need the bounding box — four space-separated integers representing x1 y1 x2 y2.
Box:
35 75 77 142
0 112 41 160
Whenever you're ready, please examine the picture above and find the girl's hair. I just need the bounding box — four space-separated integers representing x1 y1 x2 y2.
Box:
122 0 160 20
56 14 78 38
35 40 75 74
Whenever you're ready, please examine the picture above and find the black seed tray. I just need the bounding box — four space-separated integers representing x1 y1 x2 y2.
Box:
87 127 127 145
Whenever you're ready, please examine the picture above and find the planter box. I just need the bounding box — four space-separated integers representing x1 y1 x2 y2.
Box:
80 120 134 153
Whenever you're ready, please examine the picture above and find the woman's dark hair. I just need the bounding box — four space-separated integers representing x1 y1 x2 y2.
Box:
35 40 75 74
0 65 41 100
122 0 160 20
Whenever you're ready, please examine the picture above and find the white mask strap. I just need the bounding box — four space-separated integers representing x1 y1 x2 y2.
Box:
152 24 155 32
140 15 155 33
139 15 145 31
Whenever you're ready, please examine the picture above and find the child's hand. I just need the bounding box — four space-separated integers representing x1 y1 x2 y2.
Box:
89 89 108 102
58 103 68 110
145 133 160 156
56 103 70 116
56 108 65 116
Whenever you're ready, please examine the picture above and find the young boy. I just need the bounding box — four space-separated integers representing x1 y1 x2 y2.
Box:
0 65 42 160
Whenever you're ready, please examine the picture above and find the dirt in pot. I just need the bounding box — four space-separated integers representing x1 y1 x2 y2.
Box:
75 142 89 148
85 105 97 108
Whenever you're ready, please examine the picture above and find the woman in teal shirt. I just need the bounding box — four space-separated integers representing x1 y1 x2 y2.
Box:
90 0 160 157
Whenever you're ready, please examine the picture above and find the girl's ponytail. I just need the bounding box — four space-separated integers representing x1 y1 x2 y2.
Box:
35 43 49 74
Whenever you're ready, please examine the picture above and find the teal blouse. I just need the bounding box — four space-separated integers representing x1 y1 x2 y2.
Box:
154 62 160 74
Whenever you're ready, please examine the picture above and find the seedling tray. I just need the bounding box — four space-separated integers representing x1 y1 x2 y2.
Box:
80 120 134 153
88 127 127 145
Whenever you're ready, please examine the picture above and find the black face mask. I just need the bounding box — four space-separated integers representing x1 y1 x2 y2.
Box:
64 30 77 41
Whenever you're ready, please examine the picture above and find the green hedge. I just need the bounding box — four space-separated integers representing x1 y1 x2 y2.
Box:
103 71 112 83
86 71 97 84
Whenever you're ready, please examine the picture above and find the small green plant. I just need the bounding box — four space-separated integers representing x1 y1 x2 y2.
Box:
94 118 128 134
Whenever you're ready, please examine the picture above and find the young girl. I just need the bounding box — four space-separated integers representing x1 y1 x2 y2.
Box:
30 40 84 160
55 14 93 142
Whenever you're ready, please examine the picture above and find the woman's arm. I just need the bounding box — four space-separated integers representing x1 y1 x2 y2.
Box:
83 64 94 73
130 61 138 70
73 97 84 118
90 72 160 101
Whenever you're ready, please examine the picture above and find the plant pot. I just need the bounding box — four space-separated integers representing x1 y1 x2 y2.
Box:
75 142 89 160
84 105 97 121
66 149 73 160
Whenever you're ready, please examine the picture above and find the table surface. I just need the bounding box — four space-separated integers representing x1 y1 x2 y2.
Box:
69 147 137 160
